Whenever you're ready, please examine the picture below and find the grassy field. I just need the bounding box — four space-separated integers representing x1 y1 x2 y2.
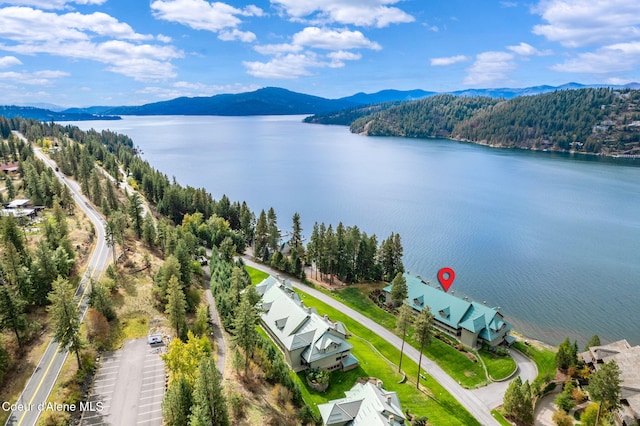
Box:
478 349 517 381
512 341 556 382
492 409 513 426
246 265 270 285
316 284 489 388
294 288 481 426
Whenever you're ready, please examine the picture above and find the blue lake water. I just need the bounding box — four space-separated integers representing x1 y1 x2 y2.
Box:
66 115 640 347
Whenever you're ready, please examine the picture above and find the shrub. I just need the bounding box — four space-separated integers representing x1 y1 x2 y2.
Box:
554 392 575 412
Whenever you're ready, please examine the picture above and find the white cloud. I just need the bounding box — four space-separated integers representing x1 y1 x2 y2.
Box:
150 0 262 41
532 0 640 47
430 55 469 66
254 43 302 55
218 29 256 42
292 27 381 50
0 69 68 85
551 41 640 73
0 55 22 68
244 52 324 79
327 50 361 67
507 42 550 56
606 77 637 85
138 81 262 100
0 7 183 81
0 0 106 9
271 0 414 28
464 51 515 86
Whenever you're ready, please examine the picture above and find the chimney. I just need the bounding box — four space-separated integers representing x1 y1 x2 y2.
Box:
376 380 383 389
386 395 392 404
388 414 395 424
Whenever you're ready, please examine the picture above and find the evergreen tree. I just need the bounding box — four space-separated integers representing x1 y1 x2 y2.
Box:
254 209 268 260
588 360 622 422
128 192 144 238
556 337 578 371
390 272 408 307
0 284 28 347
165 276 187 339
162 376 193 426
142 213 156 247
232 290 260 375
4 175 15 200
189 357 229 426
47 276 83 368
585 335 601 351
89 281 116 321
290 212 304 263
413 306 434 389
267 207 280 253
395 304 414 373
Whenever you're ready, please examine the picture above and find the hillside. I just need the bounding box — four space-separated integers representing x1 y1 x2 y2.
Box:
0 105 119 122
88 87 359 116
341 88 640 156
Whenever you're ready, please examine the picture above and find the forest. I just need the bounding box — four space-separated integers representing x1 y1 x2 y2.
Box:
306 88 640 156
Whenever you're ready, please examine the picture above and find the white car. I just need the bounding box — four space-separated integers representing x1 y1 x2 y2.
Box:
148 333 162 345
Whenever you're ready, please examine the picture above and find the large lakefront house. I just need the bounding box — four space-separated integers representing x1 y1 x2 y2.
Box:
579 340 640 425
256 276 359 372
384 273 513 348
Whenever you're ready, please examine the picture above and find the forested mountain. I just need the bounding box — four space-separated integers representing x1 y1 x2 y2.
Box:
0 105 119 122
330 88 640 156
79 87 360 116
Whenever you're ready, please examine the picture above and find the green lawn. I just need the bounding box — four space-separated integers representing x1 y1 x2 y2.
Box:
294 288 481 426
478 349 517 381
318 284 488 387
512 341 556 381
492 409 513 426
245 265 270 285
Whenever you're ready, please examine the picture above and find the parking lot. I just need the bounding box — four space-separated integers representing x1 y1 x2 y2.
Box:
81 338 166 426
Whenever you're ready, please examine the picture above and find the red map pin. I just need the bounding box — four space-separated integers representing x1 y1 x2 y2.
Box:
437 267 455 292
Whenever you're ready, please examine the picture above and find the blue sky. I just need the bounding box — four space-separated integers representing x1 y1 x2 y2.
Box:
0 0 638 107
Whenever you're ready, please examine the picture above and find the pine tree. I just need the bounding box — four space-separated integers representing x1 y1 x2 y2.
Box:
165 276 186 339
189 357 229 426
396 304 414 373
413 306 434 389
390 272 408 307
162 376 193 426
128 192 144 238
254 209 268 260
588 360 622 423
47 277 83 368
0 284 27 347
232 291 260 375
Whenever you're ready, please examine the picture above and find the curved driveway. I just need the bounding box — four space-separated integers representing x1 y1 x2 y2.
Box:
243 256 537 426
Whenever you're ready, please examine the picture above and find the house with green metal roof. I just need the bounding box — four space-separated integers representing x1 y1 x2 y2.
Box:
257 276 359 372
318 380 406 426
384 273 513 348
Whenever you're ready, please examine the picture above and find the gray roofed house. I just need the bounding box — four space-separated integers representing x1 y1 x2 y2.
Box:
384 273 513 348
256 276 358 372
579 340 640 425
318 380 406 426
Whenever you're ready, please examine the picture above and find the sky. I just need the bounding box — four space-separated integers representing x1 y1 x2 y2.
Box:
0 0 638 107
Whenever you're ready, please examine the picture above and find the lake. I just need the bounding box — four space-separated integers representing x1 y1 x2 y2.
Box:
66 115 640 347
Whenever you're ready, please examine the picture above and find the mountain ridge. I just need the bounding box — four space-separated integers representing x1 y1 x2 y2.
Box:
2 82 640 121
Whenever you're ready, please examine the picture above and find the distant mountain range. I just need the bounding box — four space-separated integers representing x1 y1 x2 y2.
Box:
2 82 639 121
0 105 121 122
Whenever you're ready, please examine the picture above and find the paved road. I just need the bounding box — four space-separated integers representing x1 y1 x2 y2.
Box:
5 133 111 426
80 338 165 426
471 349 537 409
243 256 537 426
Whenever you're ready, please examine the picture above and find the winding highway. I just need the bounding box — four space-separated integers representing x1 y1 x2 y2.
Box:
5 132 111 426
